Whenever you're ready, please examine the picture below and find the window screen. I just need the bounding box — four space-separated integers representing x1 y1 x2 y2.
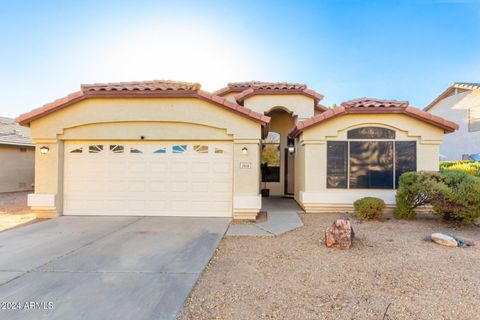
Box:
327 141 348 188
347 127 395 139
349 141 393 189
395 141 416 187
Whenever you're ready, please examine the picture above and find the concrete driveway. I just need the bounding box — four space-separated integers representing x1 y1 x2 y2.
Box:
0 216 229 320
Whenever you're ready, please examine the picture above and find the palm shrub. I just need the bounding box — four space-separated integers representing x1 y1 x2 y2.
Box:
353 197 385 221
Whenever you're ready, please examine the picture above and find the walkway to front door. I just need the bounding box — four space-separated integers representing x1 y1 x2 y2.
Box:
226 197 304 236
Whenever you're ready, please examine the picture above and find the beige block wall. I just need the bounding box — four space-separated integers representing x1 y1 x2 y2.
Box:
0 145 34 193
27 97 264 219
295 113 445 212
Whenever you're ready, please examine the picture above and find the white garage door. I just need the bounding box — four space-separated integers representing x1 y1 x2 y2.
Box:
63 141 233 217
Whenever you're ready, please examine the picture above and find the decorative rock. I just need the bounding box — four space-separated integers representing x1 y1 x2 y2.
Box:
431 233 458 247
325 214 355 249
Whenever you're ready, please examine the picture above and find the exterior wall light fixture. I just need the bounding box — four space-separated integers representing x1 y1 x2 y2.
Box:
287 139 295 154
242 147 248 155
39 146 50 154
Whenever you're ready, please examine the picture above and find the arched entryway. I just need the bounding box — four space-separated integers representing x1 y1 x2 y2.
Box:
261 108 295 196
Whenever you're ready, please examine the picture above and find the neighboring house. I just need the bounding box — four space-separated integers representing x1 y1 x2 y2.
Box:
424 82 480 160
17 80 457 219
0 117 35 193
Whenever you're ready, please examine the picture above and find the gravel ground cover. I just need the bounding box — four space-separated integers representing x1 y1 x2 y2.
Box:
179 213 480 320
0 191 37 232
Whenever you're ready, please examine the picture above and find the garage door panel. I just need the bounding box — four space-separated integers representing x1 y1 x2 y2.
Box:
64 141 233 217
213 163 230 174
192 162 210 173
107 162 129 175
212 201 231 211
106 180 128 192
191 201 210 211
191 182 209 192
213 182 231 192
128 161 148 175
149 181 169 192
172 162 189 173
150 163 168 173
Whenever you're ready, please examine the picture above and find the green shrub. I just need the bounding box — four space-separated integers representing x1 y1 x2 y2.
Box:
353 197 385 221
395 170 480 224
440 160 480 177
395 171 440 219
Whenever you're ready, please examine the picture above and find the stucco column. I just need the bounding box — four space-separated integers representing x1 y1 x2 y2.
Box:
232 140 262 220
27 139 64 218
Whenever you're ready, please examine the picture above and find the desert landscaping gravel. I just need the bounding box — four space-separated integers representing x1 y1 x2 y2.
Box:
179 213 480 320
0 191 36 232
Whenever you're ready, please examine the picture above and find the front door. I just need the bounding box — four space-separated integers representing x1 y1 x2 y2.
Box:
284 148 294 195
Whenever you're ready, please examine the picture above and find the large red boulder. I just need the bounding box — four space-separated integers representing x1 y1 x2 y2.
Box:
325 215 355 249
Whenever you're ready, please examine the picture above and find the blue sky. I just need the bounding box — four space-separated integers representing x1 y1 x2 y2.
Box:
0 0 479 118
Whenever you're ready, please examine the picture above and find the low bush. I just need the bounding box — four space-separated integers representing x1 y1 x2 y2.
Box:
353 197 385 221
395 170 480 224
440 160 480 177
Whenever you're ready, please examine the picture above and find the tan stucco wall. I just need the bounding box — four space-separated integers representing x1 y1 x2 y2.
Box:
30 98 260 140
294 113 445 212
428 89 480 160
28 97 264 218
263 109 295 196
243 95 315 121
0 145 34 193
293 140 305 204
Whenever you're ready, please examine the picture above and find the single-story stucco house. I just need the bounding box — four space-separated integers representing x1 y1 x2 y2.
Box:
17 80 458 219
0 117 35 193
424 82 480 160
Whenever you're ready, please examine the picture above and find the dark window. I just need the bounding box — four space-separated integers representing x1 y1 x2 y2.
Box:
327 141 348 188
347 127 395 139
395 141 416 187
349 141 394 189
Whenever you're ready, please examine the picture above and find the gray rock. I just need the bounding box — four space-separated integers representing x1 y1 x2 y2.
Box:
431 233 458 247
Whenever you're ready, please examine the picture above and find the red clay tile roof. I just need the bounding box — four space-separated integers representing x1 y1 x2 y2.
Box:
342 97 410 108
17 80 270 127
81 80 201 92
424 82 480 111
289 98 458 138
213 81 325 105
